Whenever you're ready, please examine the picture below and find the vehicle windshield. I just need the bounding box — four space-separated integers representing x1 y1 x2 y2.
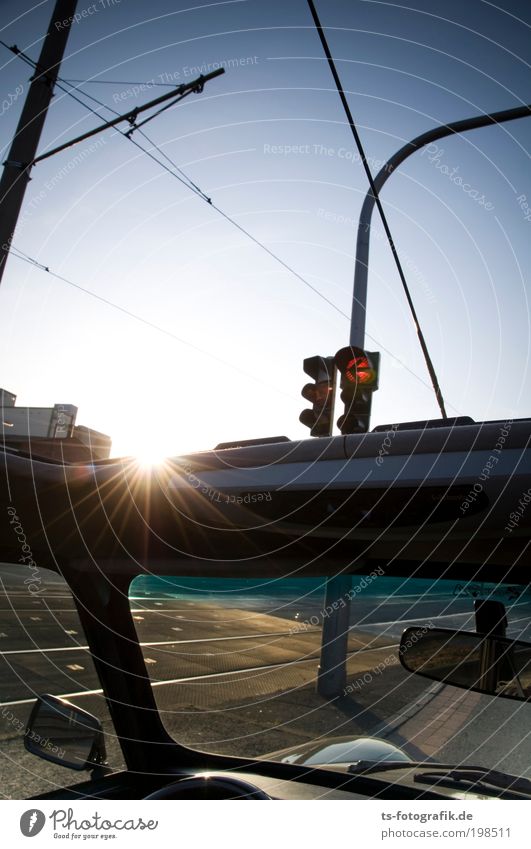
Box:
0 564 124 798
129 573 531 777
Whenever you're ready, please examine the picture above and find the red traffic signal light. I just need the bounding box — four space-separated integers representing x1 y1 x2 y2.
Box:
335 346 380 434
342 353 378 386
300 355 336 437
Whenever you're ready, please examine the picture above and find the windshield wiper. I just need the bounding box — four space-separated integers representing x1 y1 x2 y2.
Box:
413 767 531 799
348 759 434 776
348 761 531 798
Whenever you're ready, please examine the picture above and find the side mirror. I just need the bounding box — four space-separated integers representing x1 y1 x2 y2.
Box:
25 694 107 771
399 627 531 702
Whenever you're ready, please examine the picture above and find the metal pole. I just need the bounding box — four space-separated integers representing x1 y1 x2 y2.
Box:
317 574 352 698
32 68 225 166
0 0 79 288
317 102 531 700
350 103 531 346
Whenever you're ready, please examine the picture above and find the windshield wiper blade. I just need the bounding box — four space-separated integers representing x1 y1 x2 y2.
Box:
348 761 531 797
414 767 531 798
348 759 431 776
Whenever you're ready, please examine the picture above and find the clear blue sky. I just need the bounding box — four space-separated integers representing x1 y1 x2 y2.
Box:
1 0 530 458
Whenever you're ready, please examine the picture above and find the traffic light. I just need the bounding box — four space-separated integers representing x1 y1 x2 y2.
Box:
299 355 336 437
335 346 380 434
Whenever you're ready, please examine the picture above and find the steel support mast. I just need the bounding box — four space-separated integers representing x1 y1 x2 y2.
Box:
0 0 78 288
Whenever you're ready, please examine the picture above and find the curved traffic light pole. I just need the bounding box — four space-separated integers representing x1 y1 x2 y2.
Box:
318 103 531 700
350 102 531 347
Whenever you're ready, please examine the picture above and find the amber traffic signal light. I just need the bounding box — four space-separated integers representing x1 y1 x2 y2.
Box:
300 355 336 437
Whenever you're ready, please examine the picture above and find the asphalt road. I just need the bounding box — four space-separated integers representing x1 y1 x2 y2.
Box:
1 563 530 797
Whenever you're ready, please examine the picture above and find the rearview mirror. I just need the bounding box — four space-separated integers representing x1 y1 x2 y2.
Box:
399 627 531 702
25 694 107 770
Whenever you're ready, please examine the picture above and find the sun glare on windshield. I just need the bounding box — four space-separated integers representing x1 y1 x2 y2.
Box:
134 448 169 468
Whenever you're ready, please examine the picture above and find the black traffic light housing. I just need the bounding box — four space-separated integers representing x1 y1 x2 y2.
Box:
335 346 380 434
300 355 336 437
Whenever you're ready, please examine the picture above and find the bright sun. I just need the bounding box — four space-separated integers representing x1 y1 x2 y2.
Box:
109 422 188 466
133 446 170 468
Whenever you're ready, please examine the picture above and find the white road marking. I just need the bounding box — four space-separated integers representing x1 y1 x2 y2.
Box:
358 611 475 629
0 629 320 656
0 642 396 708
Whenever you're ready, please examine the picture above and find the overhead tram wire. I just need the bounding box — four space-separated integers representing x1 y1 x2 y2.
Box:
1 43 459 410
7 246 295 401
51 79 212 201
307 0 448 420
63 78 178 87
48 79 349 318
2 41 354 319
60 79 210 200
0 42 210 203
47 77 350 316
4 44 457 409
9 241 458 413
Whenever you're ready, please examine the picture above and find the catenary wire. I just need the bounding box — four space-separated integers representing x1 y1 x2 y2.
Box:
1 41 459 411
307 0 448 419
